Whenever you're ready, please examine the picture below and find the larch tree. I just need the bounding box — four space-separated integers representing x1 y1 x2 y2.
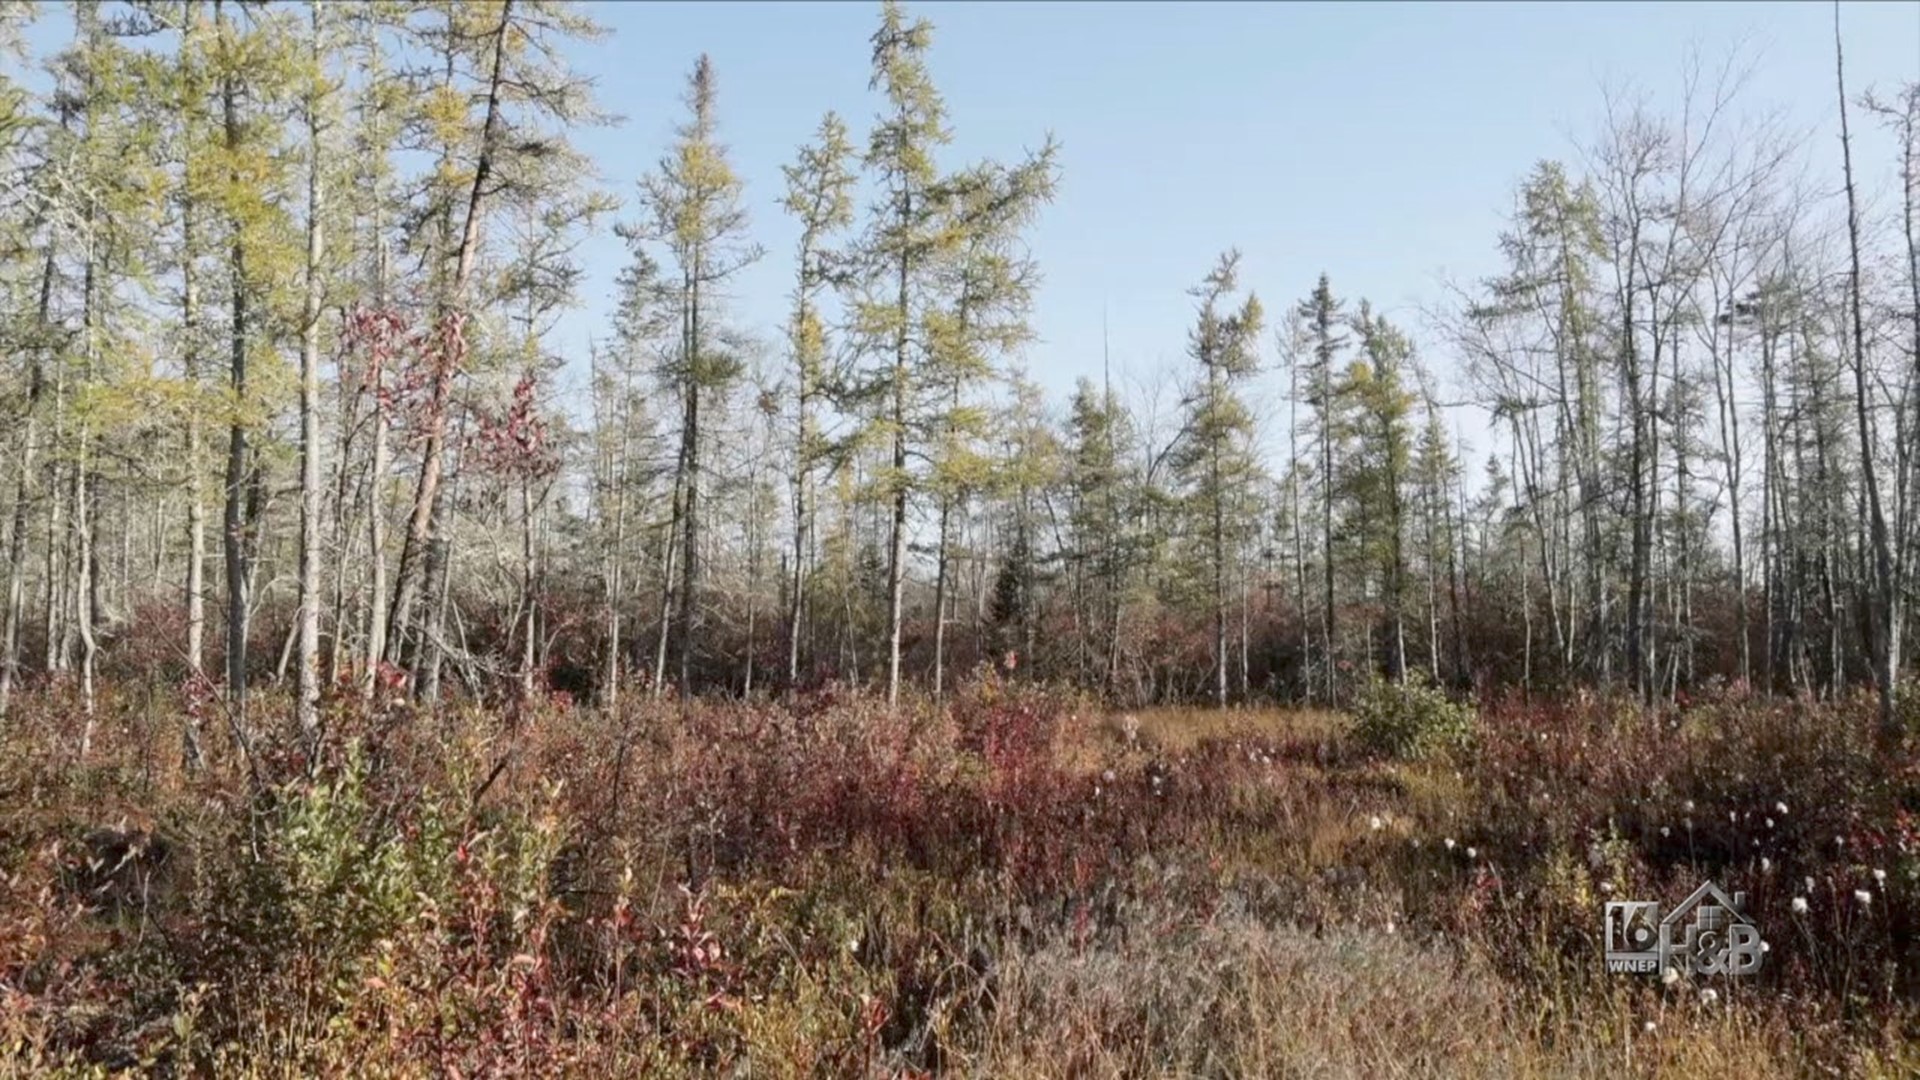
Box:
635 53 761 694
849 0 1056 706
1480 161 1608 680
52 4 168 726
493 141 609 700
336 0 409 699
1295 273 1347 702
853 0 953 708
1177 251 1264 708
209 0 301 728
141 0 221 708
925 146 1058 696
779 111 856 689
1342 302 1417 683
1067 372 1134 692
384 0 608 698
294 0 335 743
2 0 1918 719
988 370 1060 674
603 239 675 701
0 1 46 725
1412 377 1467 685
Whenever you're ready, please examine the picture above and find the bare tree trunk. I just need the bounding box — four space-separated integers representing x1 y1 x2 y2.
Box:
678 363 700 694
388 0 512 691
1103 342 1124 696
74 462 97 741
1286 349 1312 699
419 417 466 708
1519 475 1534 697
296 0 327 743
1836 6 1901 735
745 444 763 697
1625 292 1651 702
789 398 811 691
44 362 67 677
1895 87 1920 706
933 494 952 699
0 251 53 724
422 534 452 705
1211 366 1229 709
1863 83 1920 714
1320 367 1337 704
788 383 812 690
652 463 684 699
783 443 806 687
1022 522 1036 676
182 205 206 690
362 308 390 696
1646 288 1667 702
1448 447 1470 686
358 97 394 697
884 219 910 709
325 430 356 686
75 225 100 731
1387 453 1408 687
1423 449 1441 682
219 0 252 726
1761 315 1782 693
1709 278 1750 687
519 473 537 700
604 545 622 707
601 359 633 709
1239 520 1252 699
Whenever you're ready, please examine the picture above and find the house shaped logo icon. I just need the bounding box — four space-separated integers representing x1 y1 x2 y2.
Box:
1604 880 1766 976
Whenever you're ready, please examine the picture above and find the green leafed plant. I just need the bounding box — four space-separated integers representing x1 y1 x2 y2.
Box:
1348 673 1475 760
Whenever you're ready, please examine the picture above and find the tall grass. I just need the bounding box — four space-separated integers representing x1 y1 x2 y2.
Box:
2 674 1917 1075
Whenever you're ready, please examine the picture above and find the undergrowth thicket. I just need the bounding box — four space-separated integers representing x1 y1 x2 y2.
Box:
3 674 1919 1076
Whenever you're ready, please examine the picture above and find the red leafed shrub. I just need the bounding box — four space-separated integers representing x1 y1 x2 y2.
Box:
4 676 1920 1074
1435 688 1920 1007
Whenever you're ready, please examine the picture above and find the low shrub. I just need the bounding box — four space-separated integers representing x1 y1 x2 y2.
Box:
3 679 1920 1075
1348 674 1476 760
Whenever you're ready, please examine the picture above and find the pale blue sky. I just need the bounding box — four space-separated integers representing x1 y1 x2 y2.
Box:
558 0 1918 453
17 1 1920 460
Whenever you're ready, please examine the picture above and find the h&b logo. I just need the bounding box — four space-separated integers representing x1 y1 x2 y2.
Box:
1604 880 1765 977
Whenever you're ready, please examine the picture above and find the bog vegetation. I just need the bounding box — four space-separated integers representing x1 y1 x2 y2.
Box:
1 0 1919 1074
8 682 1920 1075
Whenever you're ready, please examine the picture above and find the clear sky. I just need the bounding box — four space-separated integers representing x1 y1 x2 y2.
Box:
15 1 1920 460
556 0 1919 455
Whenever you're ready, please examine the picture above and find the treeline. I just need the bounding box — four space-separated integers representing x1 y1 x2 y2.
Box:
0 2 1915 736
